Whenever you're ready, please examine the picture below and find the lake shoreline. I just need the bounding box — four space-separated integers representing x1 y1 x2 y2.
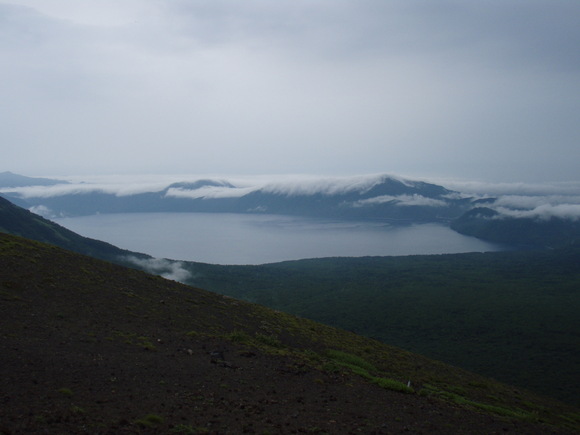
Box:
55 212 507 265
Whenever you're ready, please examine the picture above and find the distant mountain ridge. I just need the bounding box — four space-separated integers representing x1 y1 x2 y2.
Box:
2 171 580 248
1 173 471 222
0 171 68 187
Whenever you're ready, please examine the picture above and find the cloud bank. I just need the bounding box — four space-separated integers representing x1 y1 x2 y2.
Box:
165 185 256 200
492 204 580 221
1 1 579 181
124 256 192 283
354 194 448 208
0 173 410 199
259 174 411 197
4 173 580 221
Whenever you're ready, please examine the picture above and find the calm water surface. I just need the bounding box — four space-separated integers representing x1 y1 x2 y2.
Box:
55 212 505 264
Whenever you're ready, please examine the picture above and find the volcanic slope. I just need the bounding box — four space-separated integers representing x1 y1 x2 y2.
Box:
1 233 579 434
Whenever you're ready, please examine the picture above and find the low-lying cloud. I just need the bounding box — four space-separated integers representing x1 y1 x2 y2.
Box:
492 195 580 210
260 174 410 197
0 181 170 199
5 173 580 222
354 194 448 208
165 185 256 200
479 191 580 221
124 256 192 283
436 179 580 197
492 204 580 221
28 204 56 218
1 173 413 200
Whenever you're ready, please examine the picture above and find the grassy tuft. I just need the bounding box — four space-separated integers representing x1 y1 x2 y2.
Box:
135 413 164 428
323 349 413 393
324 349 377 373
57 388 73 397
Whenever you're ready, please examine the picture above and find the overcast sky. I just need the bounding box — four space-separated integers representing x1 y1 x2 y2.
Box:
1 0 579 182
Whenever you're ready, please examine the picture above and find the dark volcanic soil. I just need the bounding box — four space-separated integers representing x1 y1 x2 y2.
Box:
0 233 578 434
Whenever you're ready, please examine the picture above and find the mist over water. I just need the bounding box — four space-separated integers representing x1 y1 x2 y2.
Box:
55 213 505 265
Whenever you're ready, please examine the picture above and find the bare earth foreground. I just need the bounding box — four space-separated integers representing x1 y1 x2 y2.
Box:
1 233 578 434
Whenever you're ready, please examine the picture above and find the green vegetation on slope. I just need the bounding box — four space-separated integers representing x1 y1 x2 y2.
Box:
182 246 580 406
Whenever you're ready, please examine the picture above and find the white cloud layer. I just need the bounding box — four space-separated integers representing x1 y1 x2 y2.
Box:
0 181 169 198
4 173 580 222
0 173 410 199
1 0 579 182
354 194 448 208
435 180 580 197
165 185 256 200
493 204 580 221
260 174 410 196
492 195 580 210
124 256 192 283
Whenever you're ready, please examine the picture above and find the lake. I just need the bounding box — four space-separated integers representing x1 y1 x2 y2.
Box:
55 212 505 264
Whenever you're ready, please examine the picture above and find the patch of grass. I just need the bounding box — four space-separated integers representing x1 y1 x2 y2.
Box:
420 384 535 420
302 349 324 363
0 289 22 301
135 413 164 428
373 377 414 394
137 336 157 351
560 412 580 430
324 349 377 373
111 330 157 350
169 424 200 434
472 402 535 420
227 330 251 343
254 332 283 348
57 387 73 397
69 405 85 415
323 349 413 393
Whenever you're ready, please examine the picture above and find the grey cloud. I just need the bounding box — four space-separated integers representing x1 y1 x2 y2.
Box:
354 194 448 208
0 181 170 198
3 174 408 199
28 204 56 218
124 256 192 283
260 174 408 197
493 204 580 222
1 1 579 181
166 1 580 71
436 180 580 197
165 185 256 200
492 195 580 210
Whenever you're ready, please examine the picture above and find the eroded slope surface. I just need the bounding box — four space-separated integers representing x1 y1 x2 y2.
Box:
1 233 578 434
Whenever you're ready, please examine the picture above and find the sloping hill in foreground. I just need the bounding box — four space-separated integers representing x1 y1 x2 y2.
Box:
1 233 579 434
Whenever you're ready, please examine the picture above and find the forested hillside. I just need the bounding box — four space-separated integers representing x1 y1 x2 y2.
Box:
183 247 580 405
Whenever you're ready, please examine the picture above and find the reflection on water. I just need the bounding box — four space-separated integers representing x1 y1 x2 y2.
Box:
55 212 505 265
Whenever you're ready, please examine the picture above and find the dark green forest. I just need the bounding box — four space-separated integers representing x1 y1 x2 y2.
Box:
183 246 580 405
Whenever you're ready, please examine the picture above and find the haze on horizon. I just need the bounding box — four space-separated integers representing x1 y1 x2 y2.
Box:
1 0 579 183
